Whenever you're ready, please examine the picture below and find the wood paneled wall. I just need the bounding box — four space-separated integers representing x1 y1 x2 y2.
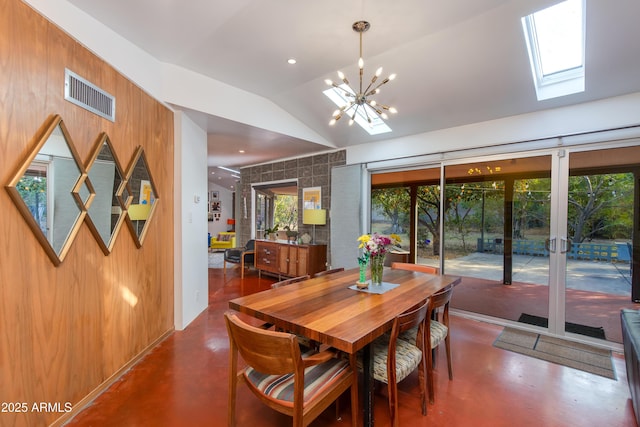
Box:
0 1 174 425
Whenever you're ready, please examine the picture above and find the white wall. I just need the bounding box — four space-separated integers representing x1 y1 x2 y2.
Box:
207 182 234 237
174 112 209 330
346 92 640 165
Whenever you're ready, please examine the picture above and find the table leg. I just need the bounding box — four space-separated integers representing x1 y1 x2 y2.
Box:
363 343 374 427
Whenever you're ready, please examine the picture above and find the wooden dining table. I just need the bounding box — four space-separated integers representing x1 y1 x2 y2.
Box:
228 267 461 427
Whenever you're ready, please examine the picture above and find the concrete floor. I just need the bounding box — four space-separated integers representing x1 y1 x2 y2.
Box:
64 267 637 427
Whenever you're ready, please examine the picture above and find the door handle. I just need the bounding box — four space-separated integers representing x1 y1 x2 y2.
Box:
545 237 557 253
561 238 573 254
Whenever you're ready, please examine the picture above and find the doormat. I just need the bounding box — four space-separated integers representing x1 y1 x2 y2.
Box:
518 313 606 340
494 327 616 380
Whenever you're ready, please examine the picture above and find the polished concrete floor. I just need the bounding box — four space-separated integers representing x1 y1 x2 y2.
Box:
65 266 638 426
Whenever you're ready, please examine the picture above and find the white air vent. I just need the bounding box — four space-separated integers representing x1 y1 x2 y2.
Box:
64 69 115 122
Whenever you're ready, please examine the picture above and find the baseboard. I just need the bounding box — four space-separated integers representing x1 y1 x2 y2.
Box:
49 328 174 427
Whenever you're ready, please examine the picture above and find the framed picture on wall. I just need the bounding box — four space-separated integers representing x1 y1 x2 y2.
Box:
303 187 321 210
210 191 219 202
211 201 221 212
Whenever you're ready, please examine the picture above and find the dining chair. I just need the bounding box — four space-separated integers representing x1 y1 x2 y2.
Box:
424 285 454 405
224 239 255 279
224 312 359 427
271 275 310 289
361 299 429 427
391 261 440 360
391 262 439 274
313 267 345 278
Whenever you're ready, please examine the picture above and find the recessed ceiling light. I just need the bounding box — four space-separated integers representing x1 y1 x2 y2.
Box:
287 58 297 65
239 149 245 153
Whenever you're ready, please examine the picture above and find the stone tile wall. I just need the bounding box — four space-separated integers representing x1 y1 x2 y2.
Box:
237 150 346 263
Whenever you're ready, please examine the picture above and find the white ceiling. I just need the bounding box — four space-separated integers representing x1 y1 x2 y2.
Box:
67 0 640 189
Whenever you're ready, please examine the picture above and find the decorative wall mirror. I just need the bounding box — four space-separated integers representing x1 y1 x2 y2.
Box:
123 146 158 247
82 133 127 254
5 115 87 266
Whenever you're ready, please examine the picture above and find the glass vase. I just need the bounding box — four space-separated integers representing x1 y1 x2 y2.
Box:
369 254 385 286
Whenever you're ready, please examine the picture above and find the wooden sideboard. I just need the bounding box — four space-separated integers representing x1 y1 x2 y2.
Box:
255 240 327 278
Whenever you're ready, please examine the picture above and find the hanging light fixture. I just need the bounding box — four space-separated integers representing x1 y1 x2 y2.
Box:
325 21 397 128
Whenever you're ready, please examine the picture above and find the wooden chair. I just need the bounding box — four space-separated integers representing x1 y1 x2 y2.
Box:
224 239 255 279
391 262 439 275
363 299 429 427
313 267 345 278
224 312 359 427
271 275 310 289
424 285 454 404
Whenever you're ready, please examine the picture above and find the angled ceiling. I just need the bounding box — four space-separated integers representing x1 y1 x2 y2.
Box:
67 0 640 189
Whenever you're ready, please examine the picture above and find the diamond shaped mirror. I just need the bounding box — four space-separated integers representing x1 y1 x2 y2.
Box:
5 115 86 266
83 133 127 254
123 146 158 247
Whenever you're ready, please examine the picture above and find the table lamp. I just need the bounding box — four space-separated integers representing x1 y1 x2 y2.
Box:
227 218 235 231
302 209 326 244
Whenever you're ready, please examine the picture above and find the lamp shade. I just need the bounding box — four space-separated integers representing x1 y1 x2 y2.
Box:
128 204 151 220
303 209 326 225
227 218 236 225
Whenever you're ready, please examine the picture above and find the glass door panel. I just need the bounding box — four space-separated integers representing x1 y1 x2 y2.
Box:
444 156 552 325
565 147 640 343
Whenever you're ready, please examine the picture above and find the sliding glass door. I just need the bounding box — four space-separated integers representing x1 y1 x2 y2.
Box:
442 155 553 325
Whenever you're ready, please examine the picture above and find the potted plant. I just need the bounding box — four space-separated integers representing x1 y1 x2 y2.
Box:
264 224 279 240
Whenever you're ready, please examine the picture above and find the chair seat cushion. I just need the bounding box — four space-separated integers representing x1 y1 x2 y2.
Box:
430 320 448 349
358 336 423 384
391 320 449 351
244 351 350 405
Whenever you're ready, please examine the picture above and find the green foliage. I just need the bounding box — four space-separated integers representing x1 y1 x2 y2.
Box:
372 172 633 255
568 173 633 243
273 195 298 230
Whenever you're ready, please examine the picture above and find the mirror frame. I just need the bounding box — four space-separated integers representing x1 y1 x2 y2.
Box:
5 114 88 266
123 146 159 248
84 132 128 255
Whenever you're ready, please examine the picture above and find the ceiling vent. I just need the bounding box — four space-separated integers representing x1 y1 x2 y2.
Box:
64 69 115 122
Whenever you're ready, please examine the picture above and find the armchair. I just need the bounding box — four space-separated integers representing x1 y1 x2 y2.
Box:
223 239 255 279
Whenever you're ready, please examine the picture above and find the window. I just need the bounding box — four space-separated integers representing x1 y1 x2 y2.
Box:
521 0 585 100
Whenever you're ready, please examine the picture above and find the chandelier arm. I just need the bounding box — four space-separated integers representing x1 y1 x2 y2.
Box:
366 101 383 116
365 78 391 97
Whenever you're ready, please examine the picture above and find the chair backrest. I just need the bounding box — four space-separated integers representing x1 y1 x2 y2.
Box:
390 298 429 341
313 267 345 278
271 275 310 289
428 285 454 326
245 239 255 251
391 262 439 275
224 312 301 375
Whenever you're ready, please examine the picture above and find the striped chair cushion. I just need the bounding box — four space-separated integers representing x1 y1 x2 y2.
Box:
357 336 423 384
244 351 350 405
398 321 448 350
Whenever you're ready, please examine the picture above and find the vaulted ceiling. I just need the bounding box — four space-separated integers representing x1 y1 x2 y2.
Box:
67 0 640 188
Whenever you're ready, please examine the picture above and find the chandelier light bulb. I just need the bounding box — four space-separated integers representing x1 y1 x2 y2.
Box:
325 79 333 86
389 107 398 114
376 67 383 77
337 71 345 80
370 100 377 106
381 113 388 120
358 58 364 69
329 118 337 126
349 119 355 126
389 73 397 81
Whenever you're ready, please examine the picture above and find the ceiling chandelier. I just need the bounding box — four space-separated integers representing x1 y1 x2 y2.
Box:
325 21 397 128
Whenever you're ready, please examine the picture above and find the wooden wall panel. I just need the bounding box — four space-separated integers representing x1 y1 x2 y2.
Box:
0 1 174 425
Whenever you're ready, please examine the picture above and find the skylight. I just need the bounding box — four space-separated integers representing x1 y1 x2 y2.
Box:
521 0 585 101
323 85 392 135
